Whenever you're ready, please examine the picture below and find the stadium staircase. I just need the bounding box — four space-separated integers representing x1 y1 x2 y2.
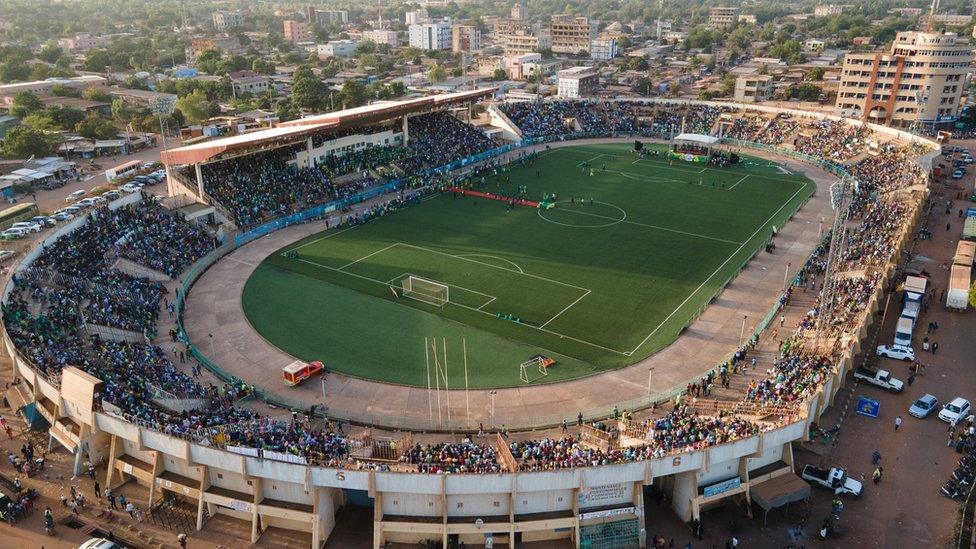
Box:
148 492 200 533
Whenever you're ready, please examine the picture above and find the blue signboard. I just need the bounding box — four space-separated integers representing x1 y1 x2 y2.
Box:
856 396 880 418
703 477 741 498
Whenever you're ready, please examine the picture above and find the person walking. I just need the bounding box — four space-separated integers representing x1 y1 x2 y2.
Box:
908 371 916 386
933 341 939 354
895 416 902 431
873 467 883 484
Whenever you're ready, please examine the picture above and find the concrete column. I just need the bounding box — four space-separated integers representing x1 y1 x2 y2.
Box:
633 481 646 549
104 434 118 490
196 465 210 531
373 491 384 549
307 137 315 168
572 487 581 548
402 115 410 147
251 476 263 543
194 163 204 199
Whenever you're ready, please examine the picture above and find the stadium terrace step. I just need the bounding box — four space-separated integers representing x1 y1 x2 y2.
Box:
111 257 171 282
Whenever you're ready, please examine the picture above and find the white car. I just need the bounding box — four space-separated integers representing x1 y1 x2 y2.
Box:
940 397 972 424
75 197 99 208
9 221 41 233
102 190 121 200
52 211 73 222
121 182 143 193
65 189 87 202
62 205 82 215
876 344 915 362
0 250 15 262
0 228 26 239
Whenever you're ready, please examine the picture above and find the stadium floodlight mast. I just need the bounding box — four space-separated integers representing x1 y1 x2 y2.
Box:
815 175 853 349
150 96 177 151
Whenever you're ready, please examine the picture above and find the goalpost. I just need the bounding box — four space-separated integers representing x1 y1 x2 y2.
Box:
400 275 450 307
519 356 550 384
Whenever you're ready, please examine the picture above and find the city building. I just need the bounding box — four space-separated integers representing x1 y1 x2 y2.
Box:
814 4 848 17
738 14 757 25
405 8 429 25
707 7 741 29
317 40 358 59
557 66 599 98
733 75 774 102
590 38 619 60
502 29 551 55
229 70 271 96
306 8 348 25
504 53 541 80
57 33 112 52
451 25 481 52
363 29 399 47
836 31 974 126
921 13 973 27
185 36 244 66
0 75 106 97
408 20 452 50
283 20 310 44
550 16 595 55
510 0 527 20
211 11 244 31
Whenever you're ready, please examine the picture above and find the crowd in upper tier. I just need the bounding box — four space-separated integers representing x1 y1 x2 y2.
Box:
4 101 934 472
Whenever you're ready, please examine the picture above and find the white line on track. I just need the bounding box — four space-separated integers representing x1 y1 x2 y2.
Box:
338 243 399 270
551 207 744 245
728 174 750 190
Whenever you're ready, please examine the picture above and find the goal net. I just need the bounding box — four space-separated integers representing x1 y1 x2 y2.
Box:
400 275 449 307
519 356 552 384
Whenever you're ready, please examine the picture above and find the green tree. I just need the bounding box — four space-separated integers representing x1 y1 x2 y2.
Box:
790 83 823 102
82 87 111 102
356 40 377 55
340 79 367 108
492 68 508 81
804 67 825 81
21 113 57 133
0 61 30 83
10 91 42 118
74 114 118 140
47 106 86 130
82 50 110 72
291 66 329 111
175 89 211 124
427 64 447 83
1 126 52 158
38 43 64 64
719 74 736 96
251 58 275 75
968 280 976 309
50 84 82 98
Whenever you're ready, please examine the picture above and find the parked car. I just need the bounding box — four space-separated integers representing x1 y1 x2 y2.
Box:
65 189 87 202
0 250 15 262
876 344 915 362
75 197 98 208
121 183 142 193
909 394 939 419
940 397 971 424
91 196 107 205
953 169 965 179
801 465 863 496
52 211 74 222
62 205 82 215
78 538 121 549
102 190 121 200
29 216 56 227
0 228 26 240
9 221 41 233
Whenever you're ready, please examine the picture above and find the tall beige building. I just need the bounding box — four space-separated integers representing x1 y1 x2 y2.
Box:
707 7 740 29
836 31 973 126
550 15 595 55
451 25 481 52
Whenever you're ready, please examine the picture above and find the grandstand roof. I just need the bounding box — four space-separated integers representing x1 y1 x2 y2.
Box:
160 88 494 166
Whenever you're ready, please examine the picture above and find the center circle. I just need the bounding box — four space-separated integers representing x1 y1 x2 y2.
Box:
537 200 628 228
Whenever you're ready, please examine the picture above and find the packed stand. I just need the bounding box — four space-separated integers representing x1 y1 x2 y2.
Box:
400 441 501 473
793 119 870 161
399 112 496 173
499 100 639 138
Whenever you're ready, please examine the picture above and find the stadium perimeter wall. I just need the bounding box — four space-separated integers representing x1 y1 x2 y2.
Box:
0 102 939 548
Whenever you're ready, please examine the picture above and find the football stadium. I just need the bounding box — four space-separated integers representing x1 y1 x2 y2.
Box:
1 94 938 548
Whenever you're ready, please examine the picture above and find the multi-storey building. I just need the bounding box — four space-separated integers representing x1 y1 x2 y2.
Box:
57 33 112 52
317 40 358 59
502 29 551 55
814 4 847 17
921 13 973 27
185 36 244 66
557 66 599 98
707 7 740 29
451 25 481 52
283 20 310 44
590 38 618 60
836 31 974 126
363 29 399 47
212 11 245 31
409 20 452 50
733 75 774 103
307 8 349 25
405 8 429 25
550 16 595 55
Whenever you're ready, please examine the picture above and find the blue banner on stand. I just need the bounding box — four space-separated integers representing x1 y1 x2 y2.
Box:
856 396 880 418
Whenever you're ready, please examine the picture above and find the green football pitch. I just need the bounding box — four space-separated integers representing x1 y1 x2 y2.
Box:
242 142 815 388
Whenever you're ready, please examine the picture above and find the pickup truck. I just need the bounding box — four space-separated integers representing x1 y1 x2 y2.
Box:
853 367 904 392
801 465 863 497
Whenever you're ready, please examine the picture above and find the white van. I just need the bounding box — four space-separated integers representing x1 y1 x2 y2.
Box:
900 300 920 326
894 317 914 348
65 189 87 202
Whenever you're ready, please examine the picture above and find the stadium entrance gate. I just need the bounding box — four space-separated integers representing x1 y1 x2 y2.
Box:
579 519 640 548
